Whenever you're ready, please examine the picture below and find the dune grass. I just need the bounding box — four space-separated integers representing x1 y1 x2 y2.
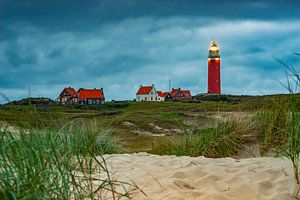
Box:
284 96 300 186
277 60 300 189
0 121 140 200
256 103 290 155
151 113 258 158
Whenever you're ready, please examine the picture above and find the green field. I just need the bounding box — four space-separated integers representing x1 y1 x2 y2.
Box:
1 94 299 153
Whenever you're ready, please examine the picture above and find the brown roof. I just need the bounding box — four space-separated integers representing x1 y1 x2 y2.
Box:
65 87 76 95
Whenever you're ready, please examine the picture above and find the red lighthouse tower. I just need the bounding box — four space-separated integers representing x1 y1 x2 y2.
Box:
208 41 221 94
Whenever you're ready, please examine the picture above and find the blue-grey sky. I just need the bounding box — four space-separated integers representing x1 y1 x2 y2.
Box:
0 0 300 103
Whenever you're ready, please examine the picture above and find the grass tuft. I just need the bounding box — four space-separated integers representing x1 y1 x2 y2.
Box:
0 121 138 200
151 113 258 158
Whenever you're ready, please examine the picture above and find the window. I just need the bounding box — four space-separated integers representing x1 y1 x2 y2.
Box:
145 97 147 100
151 97 153 100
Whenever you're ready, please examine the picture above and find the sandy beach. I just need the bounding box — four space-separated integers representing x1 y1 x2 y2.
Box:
100 153 298 200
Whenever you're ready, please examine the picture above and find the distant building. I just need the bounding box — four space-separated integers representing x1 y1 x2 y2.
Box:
157 91 173 101
163 92 173 101
136 84 158 102
75 88 105 105
171 88 192 101
157 91 164 101
58 87 105 105
59 87 77 104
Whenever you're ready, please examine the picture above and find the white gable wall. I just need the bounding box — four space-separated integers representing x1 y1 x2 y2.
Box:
158 96 165 101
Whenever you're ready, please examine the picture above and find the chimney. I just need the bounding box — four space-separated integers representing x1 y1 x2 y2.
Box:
152 84 154 87
140 85 143 88
94 88 96 90
101 88 103 91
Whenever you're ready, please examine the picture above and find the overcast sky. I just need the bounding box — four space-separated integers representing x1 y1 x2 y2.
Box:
0 0 300 103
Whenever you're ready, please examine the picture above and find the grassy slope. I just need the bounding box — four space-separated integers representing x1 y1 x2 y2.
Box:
0 94 299 152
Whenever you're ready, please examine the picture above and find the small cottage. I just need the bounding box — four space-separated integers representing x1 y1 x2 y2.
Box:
163 92 173 101
75 88 105 104
171 88 192 101
136 84 158 102
58 87 105 104
157 91 173 101
58 87 77 104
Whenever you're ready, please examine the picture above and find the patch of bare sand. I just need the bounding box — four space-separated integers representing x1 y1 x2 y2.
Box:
100 153 299 200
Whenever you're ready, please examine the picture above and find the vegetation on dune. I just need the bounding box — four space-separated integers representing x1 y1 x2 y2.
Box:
276 59 300 193
0 121 140 200
1 96 299 198
284 96 300 187
1 94 300 154
256 103 290 155
151 113 258 158
0 87 300 198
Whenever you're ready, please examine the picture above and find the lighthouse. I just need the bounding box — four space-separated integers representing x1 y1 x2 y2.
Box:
208 40 221 94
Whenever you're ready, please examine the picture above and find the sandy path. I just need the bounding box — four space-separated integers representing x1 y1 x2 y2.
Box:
101 153 298 200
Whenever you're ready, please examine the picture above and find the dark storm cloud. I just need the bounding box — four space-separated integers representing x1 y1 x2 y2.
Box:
1 0 300 32
0 0 300 103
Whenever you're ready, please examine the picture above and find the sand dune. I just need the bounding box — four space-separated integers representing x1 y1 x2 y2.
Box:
101 153 299 200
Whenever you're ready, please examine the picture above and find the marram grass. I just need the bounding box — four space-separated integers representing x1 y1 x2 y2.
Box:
151 113 258 158
0 121 139 200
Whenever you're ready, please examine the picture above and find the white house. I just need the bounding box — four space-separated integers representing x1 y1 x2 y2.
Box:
136 84 158 102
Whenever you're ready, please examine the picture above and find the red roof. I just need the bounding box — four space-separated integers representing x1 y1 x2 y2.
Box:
171 89 179 97
136 86 153 95
157 91 163 97
182 90 192 96
76 89 104 99
65 87 76 96
171 88 191 97
162 92 170 97
157 91 170 97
